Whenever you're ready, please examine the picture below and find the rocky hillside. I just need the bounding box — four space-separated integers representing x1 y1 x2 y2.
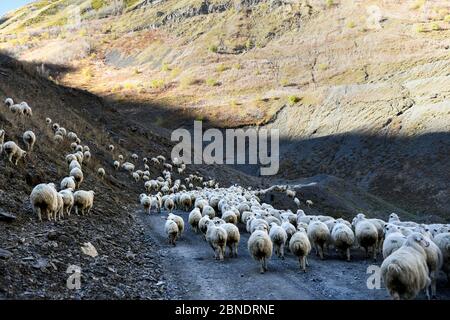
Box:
0 0 449 217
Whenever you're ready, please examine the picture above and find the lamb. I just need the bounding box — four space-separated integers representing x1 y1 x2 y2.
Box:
165 219 179 246
61 176 76 191
381 232 431 300
289 227 312 272
248 224 273 273
2 141 27 165
307 218 330 260
22 131 36 151
353 214 379 261
140 194 152 214
222 223 240 257
30 183 59 222
73 190 95 216
331 221 355 261
382 224 407 259
164 197 175 213
97 168 105 179
269 223 288 259
58 189 74 217
113 160 120 170
206 220 228 260
168 213 184 238
433 233 450 284
70 167 84 188
188 208 202 233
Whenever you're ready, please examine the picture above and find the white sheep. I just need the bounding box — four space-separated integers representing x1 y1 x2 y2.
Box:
30 183 58 222
83 151 91 163
286 189 296 198
69 159 82 171
165 219 179 246
67 132 78 141
0 129 5 153
198 215 211 238
45 118 52 125
2 141 27 165
168 213 184 238
248 224 273 273
4 98 13 107
289 227 311 272
140 194 152 214
131 153 139 161
58 189 74 217
188 208 202 233
132 172 140 182
53 134 64 144
70 167 84 188
206 220 228 261
382 224 407 259
61 176 76 191
306 199 313 207
222 210 238 225
281 220 296 243
180 193 192 211
202 205 216 219
118 155 124 161
73 190 95 216
222 223 240 258
433 233 450 284
353 214 379 261
19 102 32 117
97 168 105 179
269 223 287 259
122 162 135 173
164 197 175 213
331 221 355 261
109 144 115 152
113 160 120 170
381 233 431 300
307 218 330 260
55 193 64 221
22 131 36 151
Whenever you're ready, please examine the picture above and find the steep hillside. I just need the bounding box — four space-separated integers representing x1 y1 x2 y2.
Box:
0 2 449 214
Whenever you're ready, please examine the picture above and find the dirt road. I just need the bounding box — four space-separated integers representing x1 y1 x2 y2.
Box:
140 210 450 300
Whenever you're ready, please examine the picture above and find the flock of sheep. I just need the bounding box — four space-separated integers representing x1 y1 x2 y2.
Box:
2 96 450 301
139 184 450 300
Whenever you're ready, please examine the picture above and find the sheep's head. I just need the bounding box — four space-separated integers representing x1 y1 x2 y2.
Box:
389 213 399 222
297 222 308 231
409 232 430 248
